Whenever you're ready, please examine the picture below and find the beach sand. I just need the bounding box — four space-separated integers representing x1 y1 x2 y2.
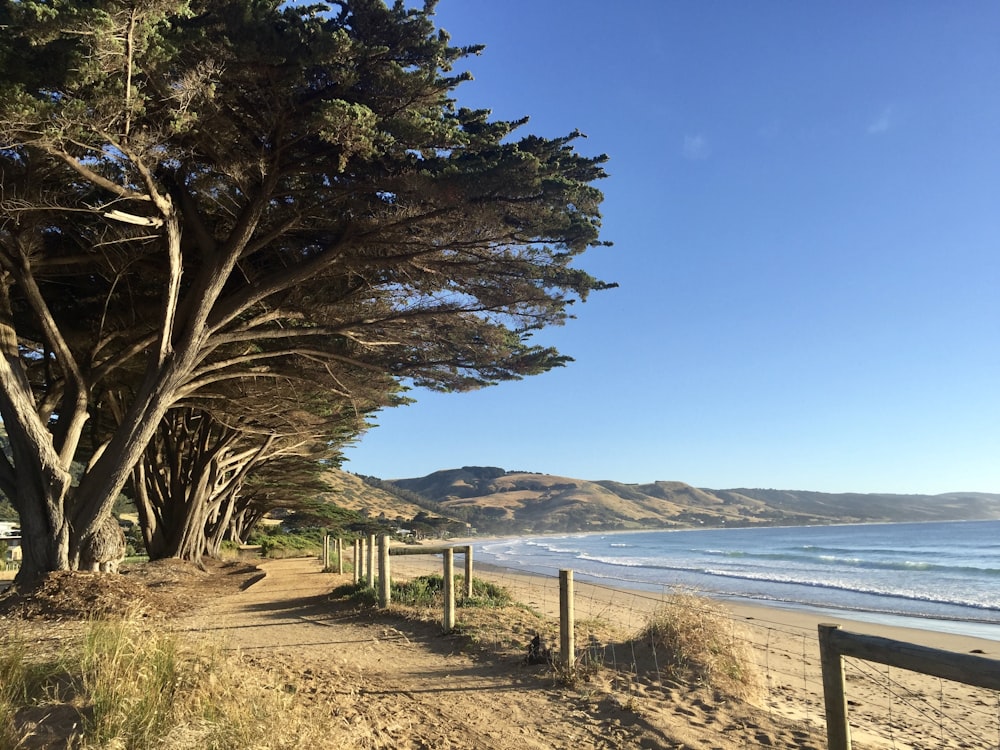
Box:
6 546 997 747
387 545 1000 749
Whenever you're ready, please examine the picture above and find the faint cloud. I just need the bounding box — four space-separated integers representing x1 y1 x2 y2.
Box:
868 106 894 135
683 134 711 160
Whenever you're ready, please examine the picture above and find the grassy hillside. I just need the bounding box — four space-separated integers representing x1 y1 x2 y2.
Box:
712 488 1000 523
371 467 1000 534
319 470 427 521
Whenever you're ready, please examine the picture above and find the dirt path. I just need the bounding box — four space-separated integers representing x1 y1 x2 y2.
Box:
173 558 659 748
170 557 826 750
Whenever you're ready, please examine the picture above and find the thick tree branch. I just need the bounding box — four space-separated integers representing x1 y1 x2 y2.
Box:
43 146 151 203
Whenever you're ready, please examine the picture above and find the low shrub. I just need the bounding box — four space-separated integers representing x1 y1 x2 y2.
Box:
331 581 377 606
389 574 514 609
251 528 322 558
333 575 513 610
460 576 513 608
391 574 443 607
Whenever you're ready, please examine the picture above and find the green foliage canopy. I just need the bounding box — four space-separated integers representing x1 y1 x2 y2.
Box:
0 0 611 575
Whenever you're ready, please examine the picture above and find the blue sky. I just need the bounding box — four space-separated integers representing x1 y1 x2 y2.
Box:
345 2 1000 494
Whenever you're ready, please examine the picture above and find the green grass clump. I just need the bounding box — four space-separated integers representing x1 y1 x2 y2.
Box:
391 574 443 606
638 592 763 702
332 575 512 610
252 530 322 559
460 576 513 608
388 575 513 608
331 581 378 606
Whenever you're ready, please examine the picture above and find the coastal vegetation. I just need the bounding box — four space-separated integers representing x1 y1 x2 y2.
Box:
0 0 611 578
639 593 764 702
0 617 330 749
0 571 770 749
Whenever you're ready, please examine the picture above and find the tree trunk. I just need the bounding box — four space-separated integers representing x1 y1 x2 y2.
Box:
13 483 70 581
227 506 264 546
131 409 281 564
205 483 242 557
132 461 166 560
131 409 242 564
135 447 214 564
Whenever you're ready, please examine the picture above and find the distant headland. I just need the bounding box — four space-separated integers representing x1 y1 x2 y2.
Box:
325 466 1000 536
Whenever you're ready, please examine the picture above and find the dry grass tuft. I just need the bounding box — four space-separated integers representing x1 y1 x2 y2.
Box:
0 617 337 750
638 591 765 702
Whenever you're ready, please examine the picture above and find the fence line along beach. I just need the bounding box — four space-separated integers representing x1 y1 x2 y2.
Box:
386 522 1000 749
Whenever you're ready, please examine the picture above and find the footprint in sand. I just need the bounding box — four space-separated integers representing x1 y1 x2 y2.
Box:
753 730 776 745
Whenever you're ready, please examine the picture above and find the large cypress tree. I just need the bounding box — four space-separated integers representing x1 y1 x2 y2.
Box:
0 0 611 578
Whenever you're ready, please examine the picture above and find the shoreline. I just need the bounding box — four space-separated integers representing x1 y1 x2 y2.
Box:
391 542 1000 746
722 593 1000 641
460 526 1000 641
479 559 1000 654
394 545 1000 657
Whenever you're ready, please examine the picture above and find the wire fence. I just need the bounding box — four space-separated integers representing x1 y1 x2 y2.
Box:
837 651 1000 749
380 547 1000 750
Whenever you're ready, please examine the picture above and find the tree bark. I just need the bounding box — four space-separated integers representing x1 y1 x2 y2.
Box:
0 276 74 577
130 409 275 564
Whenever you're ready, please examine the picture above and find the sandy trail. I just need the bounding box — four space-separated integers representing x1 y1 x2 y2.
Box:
173 557 829 750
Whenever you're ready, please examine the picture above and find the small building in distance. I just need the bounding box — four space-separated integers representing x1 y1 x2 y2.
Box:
0 521 21 563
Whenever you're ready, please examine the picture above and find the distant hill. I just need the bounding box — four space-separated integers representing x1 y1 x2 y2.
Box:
358 466 1000 534
319 470 428 520
709 488 1000 524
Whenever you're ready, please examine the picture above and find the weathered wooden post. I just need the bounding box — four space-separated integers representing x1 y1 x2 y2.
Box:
463 545 473 598
353 538 361 584
337 538 344 575
818 624 852 750
322 534 330 570
378 534 391 607
366 534 376 588
559 569 575 672
443 548 455 632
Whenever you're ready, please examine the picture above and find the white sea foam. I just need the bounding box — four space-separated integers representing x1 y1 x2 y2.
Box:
473 520 1000 629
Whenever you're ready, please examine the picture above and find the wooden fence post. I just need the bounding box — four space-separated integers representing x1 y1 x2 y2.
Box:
322 534 330 570
353 538 361 584
818 623 852 750
443 548 455 632
559 569 575 671
358 536 365 584
366 534 376 588
378 534 391 607
337 538 344 575
464 545 473 598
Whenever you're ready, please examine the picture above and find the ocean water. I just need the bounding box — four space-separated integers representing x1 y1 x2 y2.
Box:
476 520 1000 639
